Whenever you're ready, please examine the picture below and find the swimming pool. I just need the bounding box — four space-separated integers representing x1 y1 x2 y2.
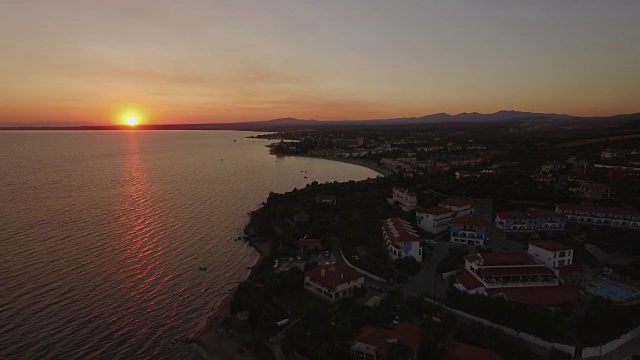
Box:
587 281 638 301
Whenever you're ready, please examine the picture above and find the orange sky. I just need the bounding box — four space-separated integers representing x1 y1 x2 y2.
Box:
1 1 639 125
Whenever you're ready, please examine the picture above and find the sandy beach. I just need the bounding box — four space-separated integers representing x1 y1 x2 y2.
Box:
275 153 392 177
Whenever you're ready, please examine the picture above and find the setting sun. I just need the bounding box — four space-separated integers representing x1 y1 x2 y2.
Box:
125 115 139 127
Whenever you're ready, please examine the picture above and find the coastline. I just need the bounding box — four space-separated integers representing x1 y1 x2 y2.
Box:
190 233 270 359
275 153 393 177
188 151 384 359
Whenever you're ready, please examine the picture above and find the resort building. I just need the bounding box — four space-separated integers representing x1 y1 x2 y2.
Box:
449 216 490 247
495 209 566 234
555 204 640 230
388 188 418 211
381 217 423 262
304 264 364 303
351 322 424 360
416 198 474 234
315 194 336 205
455 243 583 306
570 182 614 200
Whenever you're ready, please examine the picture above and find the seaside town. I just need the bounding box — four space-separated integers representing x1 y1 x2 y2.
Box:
194 121 640 360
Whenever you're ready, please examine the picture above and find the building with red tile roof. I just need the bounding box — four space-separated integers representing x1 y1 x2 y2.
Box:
416 198 475 234
297 237 322 251
389 188 418 211
555 203 640 230
351 322 424 360
495 208 566 234
449 216 491 247
304 264 364 303
382 217 423 262
444 340 501 360
455 241 586 305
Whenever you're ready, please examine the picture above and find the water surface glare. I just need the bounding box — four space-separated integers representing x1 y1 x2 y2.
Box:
0 130 379 359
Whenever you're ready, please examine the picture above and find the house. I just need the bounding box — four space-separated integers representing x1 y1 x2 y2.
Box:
454 246 583 306
304 264 364 303
297 237 322 251
351 322 424 360
416 198 474 234
388 188 418 211
449 216 490 247
315 194 336 205
381 217 423 262
555 204 640 230
571 182 613 200
444 340 501 360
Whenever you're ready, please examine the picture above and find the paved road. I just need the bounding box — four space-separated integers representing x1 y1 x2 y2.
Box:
402 241 456 298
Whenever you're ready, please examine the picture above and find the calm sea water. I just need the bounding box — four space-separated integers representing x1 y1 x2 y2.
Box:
0 131 379 359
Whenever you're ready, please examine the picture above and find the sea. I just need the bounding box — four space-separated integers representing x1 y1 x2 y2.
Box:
0 130 380 359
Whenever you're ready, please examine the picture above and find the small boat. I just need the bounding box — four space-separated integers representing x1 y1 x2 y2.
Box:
199 266 207 271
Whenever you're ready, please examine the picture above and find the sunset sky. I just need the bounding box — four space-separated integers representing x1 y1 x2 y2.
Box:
1 0 639 124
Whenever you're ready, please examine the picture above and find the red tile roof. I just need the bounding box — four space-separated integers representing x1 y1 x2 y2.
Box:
555 203 640 216
305 264 363 289
477 266 554 277
444 341 501 360
486 286 582 306
381 217 421 243
449 216 490 227
457 270 485 290
352 322 424 357
525 208 564 218
529 240 573 252
416 205 454 216
463 254 482 264
496 211 534 220
476 252 536 266
440 198 474 208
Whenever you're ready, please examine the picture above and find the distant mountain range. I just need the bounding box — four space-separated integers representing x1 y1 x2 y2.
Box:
2 110 640 130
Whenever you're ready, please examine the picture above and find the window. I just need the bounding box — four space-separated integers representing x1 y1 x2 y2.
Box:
559 260 565 266
559 251 566 257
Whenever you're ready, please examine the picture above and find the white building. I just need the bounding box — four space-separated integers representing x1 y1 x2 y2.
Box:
388 188 418 211
416 198 475 234
304 264 365 303
528 240 573 268
448 216 490 247
454 242 583 306
555 203 640 230
381 217 423 262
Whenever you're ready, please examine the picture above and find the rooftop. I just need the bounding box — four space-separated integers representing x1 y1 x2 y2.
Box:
381 217 422 243
352 322 424 357
305 264 363 289
555 203 640 216
465 252 536 266
440 198 474 208
477 265 554 277
529 240 573 252
495 211 534 220
449 215 490 227
416 205 454 216
457 270 485 291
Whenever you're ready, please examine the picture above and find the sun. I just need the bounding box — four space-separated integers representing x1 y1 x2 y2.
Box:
125 114 139 127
